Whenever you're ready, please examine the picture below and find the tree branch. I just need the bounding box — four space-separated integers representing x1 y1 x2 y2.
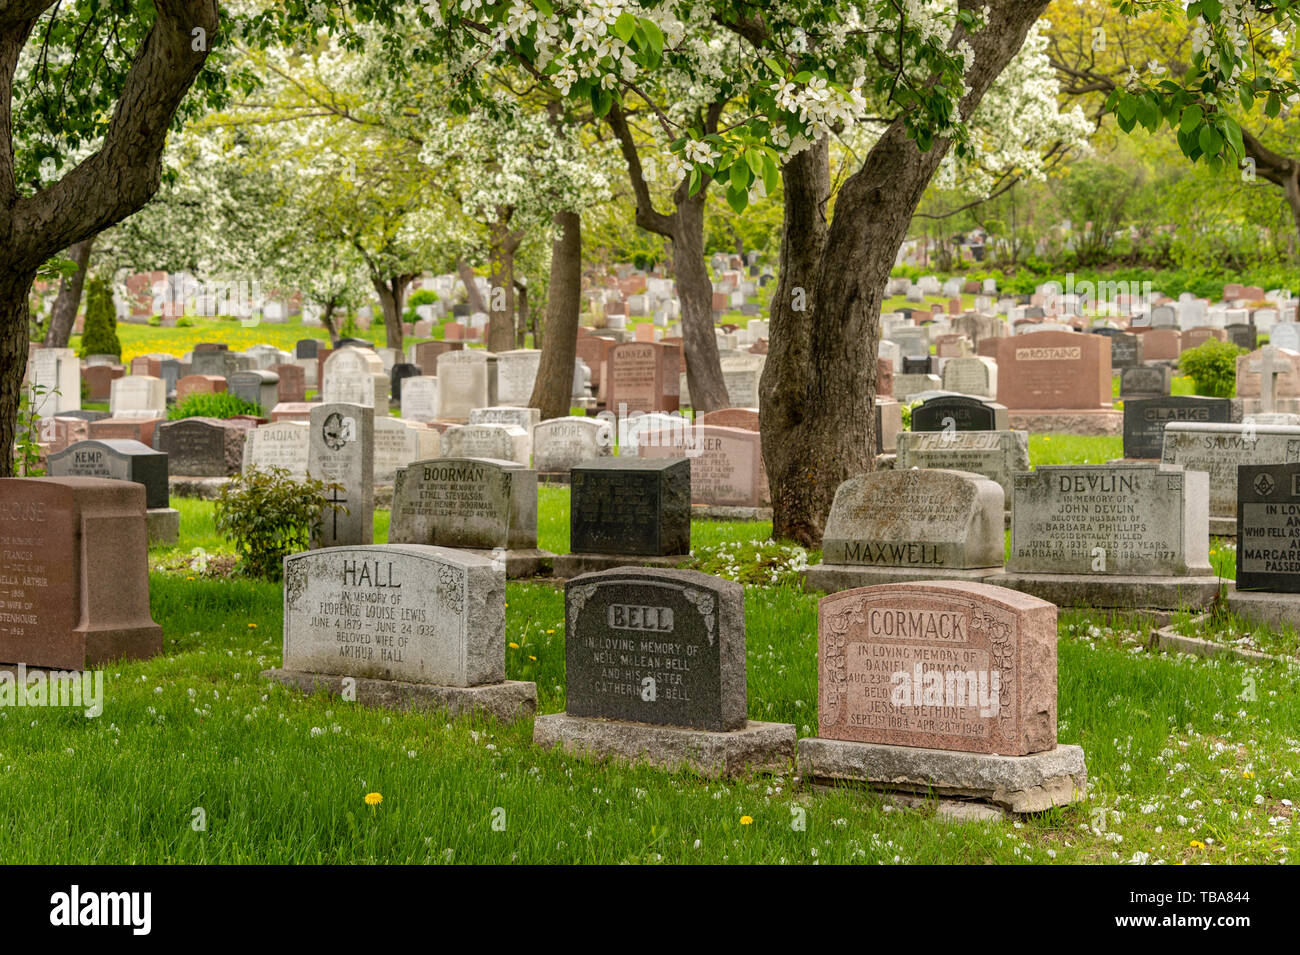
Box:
605 100 676 237
12 0 219 268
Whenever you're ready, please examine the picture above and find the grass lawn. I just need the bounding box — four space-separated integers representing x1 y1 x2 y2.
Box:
2 488 1295 864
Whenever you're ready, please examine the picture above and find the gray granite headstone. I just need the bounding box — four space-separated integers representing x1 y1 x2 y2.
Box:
308 403 375 547
282 544 504 685
47 439 169 509
1008 464 1210 575
388 457 537 550
564 568 745 731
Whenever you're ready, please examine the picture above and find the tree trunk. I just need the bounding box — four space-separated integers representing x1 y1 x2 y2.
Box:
487 211 520 353
43 235 95 347
529 209 582 419
761 0 1051 544
371 274 411 353
674 193 730 413
605 101 729 413
458 258 486 313
321 299 340 346
514 279 529 348
0 268 36 477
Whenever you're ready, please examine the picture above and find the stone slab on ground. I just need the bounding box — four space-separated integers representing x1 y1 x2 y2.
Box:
1007 410 1123 435
692 505 773 521
552 553 688 578
533 713 796 777
459 547 554 578
1211 517 1236 538
796 738 1088 814
987 572 1225 611
146 507 180 546
803 563 1003 594
263 669 537 722
1148 615 1295 665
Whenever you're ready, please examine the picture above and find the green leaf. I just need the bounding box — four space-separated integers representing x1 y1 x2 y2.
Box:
640 17 664 56
534 0 554 15
762 153 779 195
688 166 701 196
744 149 764 178
1198 122 1222 156
591 85 612 117
613 12 636 43
729 159 751 193
1240 87 1255 111
725 182 749 213
1179 104 1203 132
1266 91 1282 117
1222 117 1244 159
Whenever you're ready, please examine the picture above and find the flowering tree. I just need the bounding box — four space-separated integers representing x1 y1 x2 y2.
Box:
1050 0 1300 240
404 1 1061 540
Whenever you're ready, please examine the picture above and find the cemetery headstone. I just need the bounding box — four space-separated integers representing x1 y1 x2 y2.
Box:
308 403 375 547
1121 396 1241 460
0 478 161 669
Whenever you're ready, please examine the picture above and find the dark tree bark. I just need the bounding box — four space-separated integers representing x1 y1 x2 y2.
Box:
458 258 486 313
514 278 528 348
43 234 95 347
321 299 340 346
0 0 219 476
487 208 522 354
760 0 1052 544
607 102 729 413
529 209 582 419
370 272 414 353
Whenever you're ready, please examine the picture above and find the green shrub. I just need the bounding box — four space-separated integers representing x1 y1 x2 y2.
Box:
168 393 262 420
1179 339 1245 398
214 468 343 581
78 276 121 360
176 315 194 328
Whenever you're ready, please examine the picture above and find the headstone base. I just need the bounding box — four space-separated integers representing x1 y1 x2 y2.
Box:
533 713 796 778
1210 516 1236 537
804 563 1003 594
1226 591 1300 634
1006 410 1122 435
1149 615 1291 665
459 548 554 578
146 507 180 546
1242 397 1300 415
262 669 537 723
987 572 1224 611
552 553 688 578
796 738 1088 814
691 505 773 522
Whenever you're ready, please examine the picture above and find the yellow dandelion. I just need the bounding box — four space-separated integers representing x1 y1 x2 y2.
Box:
509 642 520 649
740 815 753 826
1043 436 1051 442
547 629 555 634
529 655 537 661
248 623 258 629
1243 770 1255 779
1189 840 1205 849
365 792 383 807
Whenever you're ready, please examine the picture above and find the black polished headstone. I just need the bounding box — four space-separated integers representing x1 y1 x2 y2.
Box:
902 356 932 375
564 568 745 731
1109 331 1141 368
570 457 690 556
1122 395 1241 459
910 395 1007 433
296 339 322 359
1119 364 1171 398
1226 323 1257 352
335 337 375 350
390 363 421 403
1237 462 1300 592
47 439 169 509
